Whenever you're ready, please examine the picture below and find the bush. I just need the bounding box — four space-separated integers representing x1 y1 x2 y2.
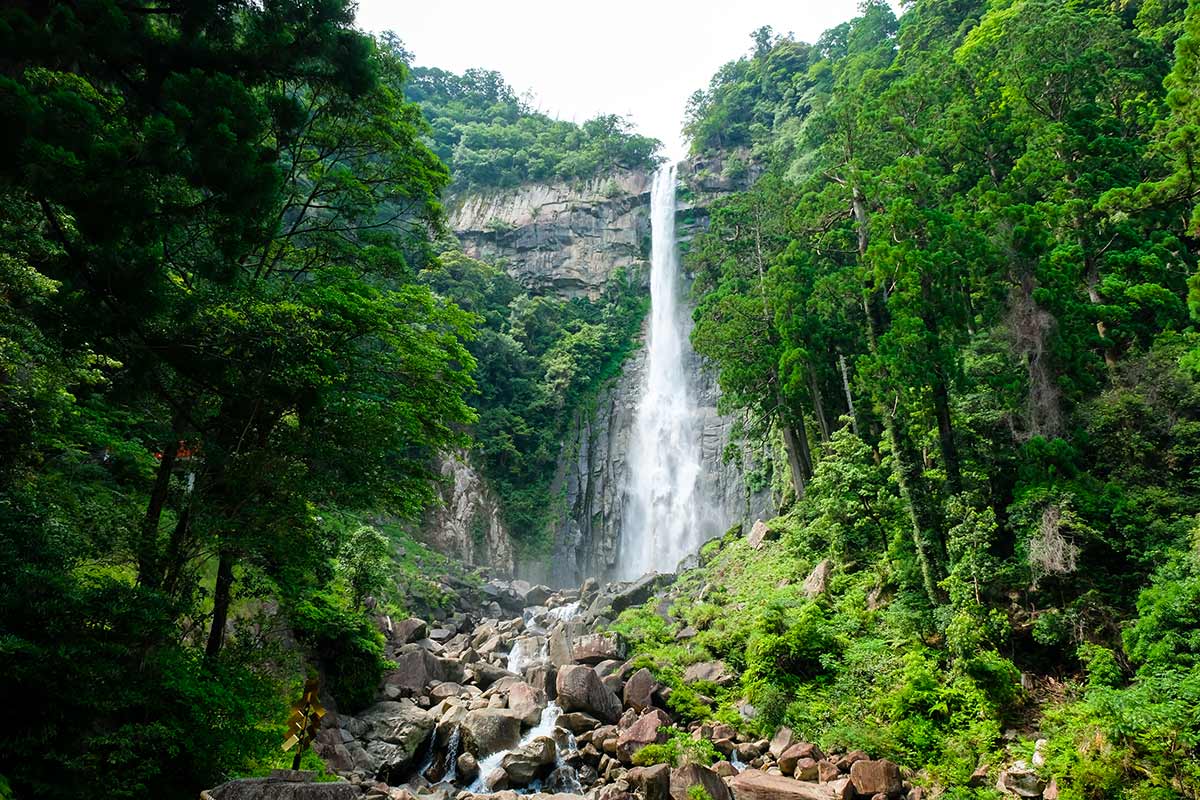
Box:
287 591 387 712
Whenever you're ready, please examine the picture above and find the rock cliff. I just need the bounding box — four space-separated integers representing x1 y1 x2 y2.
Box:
448 170 653 299
421 159 771 584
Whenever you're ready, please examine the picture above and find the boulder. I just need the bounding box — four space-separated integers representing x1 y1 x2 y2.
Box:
355 701 435 779
461 708 523 757
623 668 659 713
386 649 464 694
628 763 672 800
508 681 547 726
456 752 480 785
779 743 825 775
803 560 834 599
615 708 672 762
730 769 843 800
573 633 625 664
557 664 623 723
549 626 575 667
683 660 736 687
849 760 903 799
470 662 515 690
393 618 428 645
670 763 733 800
995 762 1046 798
205 777 357 799
557 711 602 734
747 520 771 549
610 572 677 615
527 663 558 699
500 736 558 786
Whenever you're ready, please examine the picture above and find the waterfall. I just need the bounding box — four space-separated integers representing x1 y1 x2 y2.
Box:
618 164 710 579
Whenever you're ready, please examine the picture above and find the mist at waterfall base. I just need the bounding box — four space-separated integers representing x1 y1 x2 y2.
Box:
617 165 721 580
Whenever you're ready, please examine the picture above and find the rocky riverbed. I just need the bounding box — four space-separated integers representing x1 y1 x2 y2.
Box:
207 571 927 800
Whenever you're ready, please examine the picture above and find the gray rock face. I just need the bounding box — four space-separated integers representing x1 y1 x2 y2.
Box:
353 701 436 781
449 171 653 300
419 450 515 575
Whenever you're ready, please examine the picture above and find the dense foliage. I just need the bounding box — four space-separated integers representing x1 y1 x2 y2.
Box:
421 251 648 547
0 4 476 796
642 1 1200 798
405 61 661 188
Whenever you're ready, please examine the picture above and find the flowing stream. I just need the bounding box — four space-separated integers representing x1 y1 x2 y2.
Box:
618 164 709 579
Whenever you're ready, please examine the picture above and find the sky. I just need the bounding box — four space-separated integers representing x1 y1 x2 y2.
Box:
355 0 901 162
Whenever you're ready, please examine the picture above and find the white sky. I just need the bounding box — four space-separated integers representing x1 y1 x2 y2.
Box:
355 0 903 162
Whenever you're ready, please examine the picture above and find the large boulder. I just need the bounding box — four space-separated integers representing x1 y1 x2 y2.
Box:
670 763 733 800
354 701 436 781
393 618 428 645
461 708 524 757
623 668 659 713
385 648 464 694
507 680 547 726
615 708 671 762
572 633 625 664
556 664 623 723
747 520 771 549
849 760 903 799
628 764 672 800
610 573 676 615
205 776 357 800
683 660 736 687
500 736 558 786
779 743 825 777
730 769 845 800
549 626 575 667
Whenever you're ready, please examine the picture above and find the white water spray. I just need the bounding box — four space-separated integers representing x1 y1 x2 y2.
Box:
618 164 712 579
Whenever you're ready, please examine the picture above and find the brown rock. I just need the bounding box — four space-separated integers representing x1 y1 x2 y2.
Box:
683 660 736 686
769 727 797 759
849 760 903 799
817 761 840 783
573 633 625 664
748 520 770 549
671 763 734 800
616 708 672 762
624 667 659 713
628 763 672 800
730 769 842 800
793 758 819 782
556 664 623 723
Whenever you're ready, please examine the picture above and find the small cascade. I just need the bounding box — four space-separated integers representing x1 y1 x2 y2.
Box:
546 601 581 624
468 702 565 794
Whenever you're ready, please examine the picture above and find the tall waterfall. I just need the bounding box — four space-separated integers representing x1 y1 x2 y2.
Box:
617 164 709 579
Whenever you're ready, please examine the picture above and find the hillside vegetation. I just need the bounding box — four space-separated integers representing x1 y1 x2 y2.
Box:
613 1 1200 799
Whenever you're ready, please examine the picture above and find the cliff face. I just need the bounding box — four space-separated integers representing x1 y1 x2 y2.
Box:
421 159 770 583
448 170 652 299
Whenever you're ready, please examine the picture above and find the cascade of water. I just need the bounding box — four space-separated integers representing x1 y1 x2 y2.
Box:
618 164 713 579
468 701 565 793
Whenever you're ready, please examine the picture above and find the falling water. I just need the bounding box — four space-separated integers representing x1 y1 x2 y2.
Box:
618 164 709 579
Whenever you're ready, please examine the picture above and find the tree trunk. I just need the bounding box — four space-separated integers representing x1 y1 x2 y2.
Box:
137 436 178 589
918 272 962 493
809 366 831 443
205 548 236 660
838 353 860 436
781 424 808 500
855 183 943 604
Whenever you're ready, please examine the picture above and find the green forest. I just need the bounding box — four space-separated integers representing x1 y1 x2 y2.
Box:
1 0 1199 799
